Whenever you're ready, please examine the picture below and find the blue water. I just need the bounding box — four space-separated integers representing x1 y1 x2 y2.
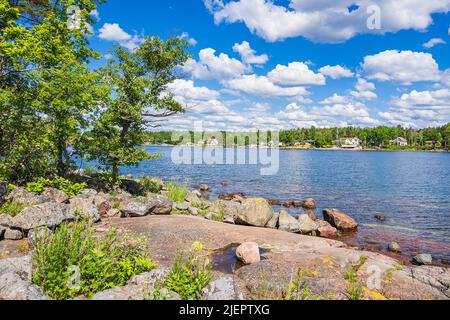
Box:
96 147 450 263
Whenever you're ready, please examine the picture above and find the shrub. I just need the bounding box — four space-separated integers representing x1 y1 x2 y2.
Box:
32 221 157 300
344 256 367 300
139 176 164 194
166 182 188 203
0 201 27 216
26 177 87 196
166 241 212 300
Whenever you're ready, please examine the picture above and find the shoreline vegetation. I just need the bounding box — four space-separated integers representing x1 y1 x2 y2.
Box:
143 124 450 153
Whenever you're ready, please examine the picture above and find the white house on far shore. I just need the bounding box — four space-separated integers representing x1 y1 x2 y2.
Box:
341 137 361 149
391 137 408 146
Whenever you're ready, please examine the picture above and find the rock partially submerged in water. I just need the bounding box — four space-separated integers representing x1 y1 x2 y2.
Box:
323 209 358 232
413 254 433 266
388 242 402 253
298 214 319 235
302 198 317 210
375 215 386 222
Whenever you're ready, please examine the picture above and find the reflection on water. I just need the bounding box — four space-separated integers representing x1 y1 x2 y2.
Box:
114 147 450 263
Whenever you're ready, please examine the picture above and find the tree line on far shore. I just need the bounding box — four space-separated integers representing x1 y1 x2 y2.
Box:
0 0 190 184
144 124 450 149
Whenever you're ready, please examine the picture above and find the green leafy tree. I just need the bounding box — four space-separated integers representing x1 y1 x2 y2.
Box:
85 37 190 183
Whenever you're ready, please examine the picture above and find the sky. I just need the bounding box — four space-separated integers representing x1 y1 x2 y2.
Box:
88 0 450 131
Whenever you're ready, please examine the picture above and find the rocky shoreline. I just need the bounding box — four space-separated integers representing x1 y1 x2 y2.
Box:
1 177 449 300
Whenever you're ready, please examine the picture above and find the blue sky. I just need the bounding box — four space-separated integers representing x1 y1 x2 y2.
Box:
89 0 450 131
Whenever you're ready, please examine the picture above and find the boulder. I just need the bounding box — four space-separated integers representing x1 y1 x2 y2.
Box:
0 272 51 300
292 200 303 208
128 268 170 288
265 212 279 229
186 192 201 204
388 242 402 253
106 208 121 218
283 201 292 208
41 188 69 204
188 206 199 216
175 202 189 211
94 195 112 216
236 242 261 265
375 215 386 222
202 277 244 300
69 196 101 223
317 222 339 238
302 198 317 210
5 187 46 206
298 214 319 235
199 185 210 192
323 209 358 231
413 254 433 266
122 202 150 217
305 210 318 221
147 194 173 215
267 199 281 206
0 255 33 280
411 266 450 298
278 210 300 233
0 214 12 227
11 202 76 232
235 199 274 227
4 228 23 240
221 201 241 224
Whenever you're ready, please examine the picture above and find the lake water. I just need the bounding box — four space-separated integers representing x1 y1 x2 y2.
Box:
115 147 450 264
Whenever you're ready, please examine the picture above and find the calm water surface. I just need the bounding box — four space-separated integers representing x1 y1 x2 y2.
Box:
116 147 450 264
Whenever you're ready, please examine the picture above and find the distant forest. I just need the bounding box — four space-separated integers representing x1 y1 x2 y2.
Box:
145 123 450 149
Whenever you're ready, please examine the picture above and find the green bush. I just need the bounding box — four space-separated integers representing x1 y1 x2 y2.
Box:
139 176 164 194
26 177 87 196
32 221 158 300
344 256 368 300
0 200 27 216
166 242 212 300
166 182 188 203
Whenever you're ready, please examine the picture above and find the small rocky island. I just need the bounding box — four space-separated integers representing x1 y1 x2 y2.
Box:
0 176 449 300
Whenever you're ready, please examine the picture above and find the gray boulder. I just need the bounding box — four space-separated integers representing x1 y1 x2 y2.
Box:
11 202 76 232
0 214 12 227
278 210 300 233
298 214 319 235
41 188 69 204
175 202 189 211
92 284 144 300
388 242 402 253
69 196 101 223
5 187 47 206
413 254 433 266
122 202 150 217
0 255 32 277
147 194 173 215
202 277 243 300
4 228 23 240
0 272 51 300
235 199 274 227
265 212 279 229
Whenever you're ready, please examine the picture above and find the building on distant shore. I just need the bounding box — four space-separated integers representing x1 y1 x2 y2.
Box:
206 138 220 146
340 137 361 149
391 137 408 146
